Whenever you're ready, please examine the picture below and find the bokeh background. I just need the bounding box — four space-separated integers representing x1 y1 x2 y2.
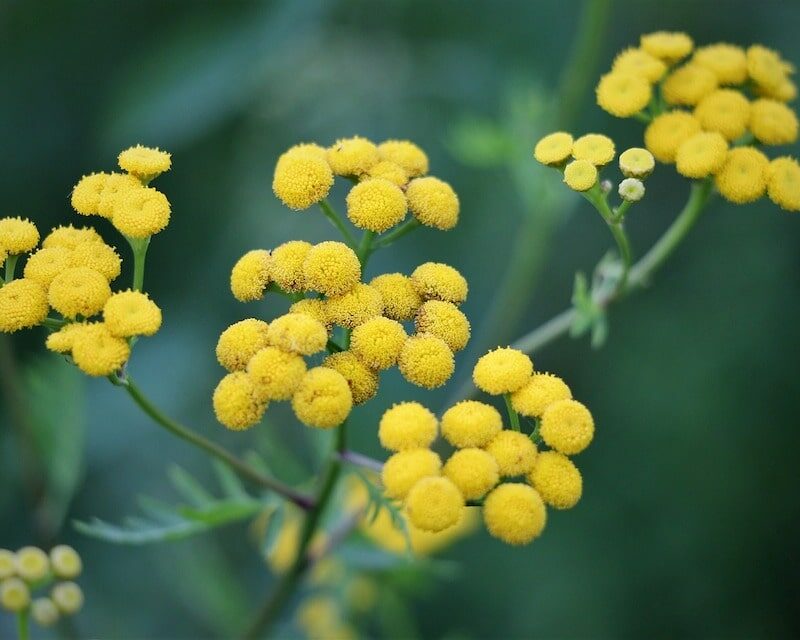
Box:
2 0 800 638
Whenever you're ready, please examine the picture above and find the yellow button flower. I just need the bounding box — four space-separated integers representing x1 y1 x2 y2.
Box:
346 178 407 232
398 334 454 389
441 400 503 448
213 371 266 430
291 367 352 429
414 300 470 352
640 31 693 63
118 145 172 179
379 402 438 451
103 290 162 338
230 249 272 302
443 448 499 500
322 351 379 405
49 545 82 579
715 147 769 204
612 47 667 83
270 240 312 293
31 598 60 627
693 43 747 85
377 140 429 178
540 399 595 455
747 45 792 95
48 266 111 319
363 160 409 187
0 550 14 579
381 449 442 499
675 131 728 179
215 318 270 371
112 186 171 238
528 451 582 510
15 546 49 581
473 347 533 395
482 483 546 545
326 283 383 329
71 172 109 216
289 298 330 329
302 241 361 297
693 89 750 141
369 273 422 321
595 71 652 118
0 217 39 254
0 577 30 612
0 279 48 333
42 225 103 250
405 177 460 230
563 159 598 192
485 431 538 477
247 346 306 402
511 372 572 418
749 99 799 145
96 173 142 219
571 134 616 166
767 157 800 211
533 132 573 166
22 247 72 288
69 241 122 281
51 582 84 615
410 262 468 305
272 146 334 210
71 323 131 376
405 476 465 533
350 316 407 370
662 63 718 106
619 147 655 179
266 313 327 356
327 136 379 176
45 323 84 355
644 111 702 163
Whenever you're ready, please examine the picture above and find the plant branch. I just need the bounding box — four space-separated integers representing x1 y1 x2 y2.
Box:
319 199 357 249
373 218 420 249
337 450 384 473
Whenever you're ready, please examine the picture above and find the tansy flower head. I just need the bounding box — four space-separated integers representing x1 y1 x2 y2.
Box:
48 266 111 319
322 351 379 405
103 290 162 338
405 176 460 230
289 298 330 328
326 283 383 329
693 89 751 141
441 400 503 448
485 430 538 477
715 147 770 204
213 371 266 430
346 178 407 233
327 136 379 177
272 146 334 210
528 451 582 510
0 279 48 333
482 483 546 545
596 71 652 118
118 145 172 179
0 550 15 579
42 225 103 250
767 157 800 211
49 546 82 579
540 398 595 455
511 372 572 418
749 99 799 145
563 159 598 192
644 111 702 163
662 63 718 106
398 333 454 389
379 402 438 451
215 318 270 371
45 323 85 355
405 476 465 533
71 173 109 216
270 240 312 293
473 347 533 395
747 45 793 96
112 186 171 238
291 367 353 429
381 449 442 499
69 241 122 281
96 173 142 219
31 598 60 627
51 582 84 615
0 217 39 254
618 178 645 202
266 313 327 356
612 47 667 83
0 578 30 612
757 75 798 103
377 140 429 178
350 316 407 370
410 262 468 305
369 273 422 321
443 448 499 500
230 250 272 302
247 346 306 402
619 147 655 179
640 31 693 63
414 300 471 352
693 43 748 85
675 131 729 179
71 323 130 376
571 134 616 166
302 241 361 297
533 132 573 166
15 546 49 582
364 160 409 187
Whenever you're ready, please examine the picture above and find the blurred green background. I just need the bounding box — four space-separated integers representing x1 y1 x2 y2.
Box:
2 0 800 638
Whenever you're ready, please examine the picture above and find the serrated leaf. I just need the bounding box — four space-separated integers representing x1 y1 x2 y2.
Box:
351 469 413 557
212 460 248 500
168 465 214 506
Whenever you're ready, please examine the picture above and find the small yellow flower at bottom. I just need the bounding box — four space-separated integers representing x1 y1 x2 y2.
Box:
715 147 769 204
270 241 312 293
540 399 594 455
216 318 270 371
533 132 573 166
378 402 438 451
511 372 572 418
410 262 468 305
71 324 131 376
377 139 429 178
31 598 60 627
266 313 327 356
381 449 442 500
405 476 464 533
572 134 615 166
247 347 307 402
528 451 582 509
51 582 84 615
23 247 72 288
322 351 379 405
48 266 111 319
484 431 538 477
472 347 533 395
346 178 407 233
441 400 503 448
619 147 655 179
443 448 499 500
213 371 267 430
563 160 598 192
230 249 272 302
675 131 728 179
693 89 750 141
0 279 48 333
291 367 352 429
325 283 384 329
350 316 407 370
767 157 800 211
327 136 380 177
103 290 162 338
15 546 49 582
0 577 30 612
405 176 460 230
302 241 361 297
482 483 546 545
398 334 454 389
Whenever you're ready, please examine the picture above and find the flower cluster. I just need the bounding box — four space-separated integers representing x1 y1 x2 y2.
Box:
379 347 593 546
0 545 84 628
595 32 800 210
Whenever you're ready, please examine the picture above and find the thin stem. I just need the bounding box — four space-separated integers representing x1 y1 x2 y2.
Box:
373 218 420 249
16 611 29 640
122 375 314 509
127 236 150 292
4 254 19 283
338 450 384 473
356 230 375 265
319 199 357 248
608 221 633 289
503 394 521 432
614 199 633 221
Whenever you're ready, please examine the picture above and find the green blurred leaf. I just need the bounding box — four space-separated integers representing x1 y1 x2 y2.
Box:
446 116 514 168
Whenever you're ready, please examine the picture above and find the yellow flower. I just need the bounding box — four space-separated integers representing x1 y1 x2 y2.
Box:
595 71 652 118
563 160 598 192
0 279 48 333
213 371 266 430
662 63 718 106
533 132 573 166
443 448 499 500
291 367 352 429
22 247 71 288
377 140 429 178
472 347 533 395
640 31 693 63
441 400 502 448
619 178 645 202
327 136 379 176
45 323 84 355
272 146 334 210
350 316 407 370
369 273 422 321
0 217 39 254
302 241 361 297
247 346 306 402
103 290 162 338
51 582 84 615
48 266 111 319
540 399 595 455
414 300 470 352
749 99 799 145
767 157 800 211
230 250 272 302
325 283 384 329
112 186 171 238
15 546 49 582
644 111 702 163
693 43 748 85
379 402 438 451
715 147 770 204
266 313 327 356
381 448 442 500
0 550 14 579
71 323 130 376
405 477 465 533
96 173 142 219
693 89 750 141
270 240 312 293
618 147 655 179
31 598 60 627
0 577 30 612
363 160 409 187
69 241 122 281
747 45 792 95
484 431 538 477
215 318 270 371
398 334 454 389
482 483 546 545
612 47 667 83
118 145 172 179
571 134 616 166
675 131 729 179
410 262 468 305
71 173 109 216
322 350 379 405
49 546 82 579
405 177 460 230
42 225 103 250
289 298 330 329
346 178 407 232
510 372 572 418
528 451 582 510
757 77 798 103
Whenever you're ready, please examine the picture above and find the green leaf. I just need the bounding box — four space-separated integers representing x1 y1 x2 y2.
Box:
446 116 514 168
350 469 413 557
168 465 215 506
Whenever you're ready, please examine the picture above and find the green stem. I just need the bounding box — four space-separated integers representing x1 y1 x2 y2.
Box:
122 375 314 509
127 236 150 292
356 230 375 265
42 317 68 331
4 254 19 283
319 199 357 249
614 199 633 221
373 218 420 249
16 611 29 640
609 221 633 289
503 394 521 432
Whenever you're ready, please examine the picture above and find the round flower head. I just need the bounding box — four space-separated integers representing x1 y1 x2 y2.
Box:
48 266 112 319
322 351 379 405
405 177 460 230
693 43 748 85
346 178 407 232
747 45 792 95
612 47 667 83
270 240 312 293
42 225 103 250
533 132 573 165
379 402 438 451
0 279 48 333
215 318 270 371
0 578 30 612
327 136 379 176
118 145 172 179
302 241 361 297
405 477 465 533
213 371 266 430
595 71 651 118
71 172 109 215
693 89 750 141
767 157 800 211
69 241 122 281
15 546 49 582
71 323 130 376
51 582 84 615
483 483 546 545
267 313 327 356
0 217 39 254
289 298 330 328
528 451 582 510
364 160 409 187
292 367 353 429
398 334 454 389
272 146 334 210
715 147 770 204
23 247 72 288
45 323 85 355
414 300 470 352
230 250 272 302
381 449 442 500
103 290 162 338
247 346 306 402
326 283 383 329
31 598 60 627
473 347 533 395
441 400 503 448
350 316 407 370
410 262 468 305
563 160 598 192
540 398 594 455
758 77 798 103
644 111 702 163
749 99 799 145
619 147 655 179
571 134 616 166
485 431 538 477
511 372 572 418
675 131 729 179
377 140 429 178
662 64 718 106
444 448 499 500
0 550 14 579
640 31 693 63
49 545 82 579
112 186 171 238
96 173 142 219
618 178 645 202
370 273 422 321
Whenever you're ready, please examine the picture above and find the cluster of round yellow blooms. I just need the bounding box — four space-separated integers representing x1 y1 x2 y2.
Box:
0 545 84 628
